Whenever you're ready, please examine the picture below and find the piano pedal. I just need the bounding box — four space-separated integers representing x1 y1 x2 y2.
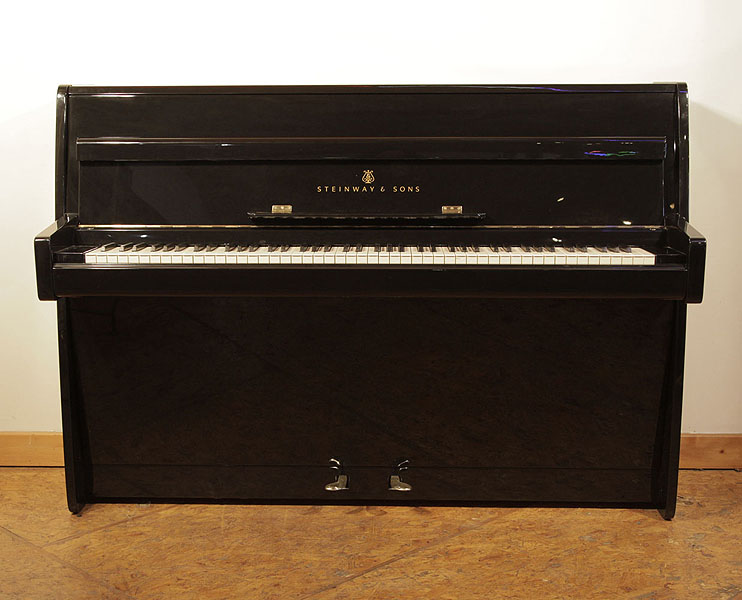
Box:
324 458 349 491
388 458 412 492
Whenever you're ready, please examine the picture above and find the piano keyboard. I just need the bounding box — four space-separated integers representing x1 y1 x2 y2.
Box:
84 244 656 265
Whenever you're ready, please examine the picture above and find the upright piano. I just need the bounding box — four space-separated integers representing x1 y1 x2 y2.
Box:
35 84 706 519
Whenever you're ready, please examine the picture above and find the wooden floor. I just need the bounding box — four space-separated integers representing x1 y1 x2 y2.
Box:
0 469 740 599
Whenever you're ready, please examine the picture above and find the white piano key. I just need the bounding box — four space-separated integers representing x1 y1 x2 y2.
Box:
378 247 390 264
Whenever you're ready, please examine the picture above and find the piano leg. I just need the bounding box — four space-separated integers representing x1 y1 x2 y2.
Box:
58 300 88 515
654 303 687 522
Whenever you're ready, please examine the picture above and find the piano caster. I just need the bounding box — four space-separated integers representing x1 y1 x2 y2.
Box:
324 458 349 491
388 458 412 492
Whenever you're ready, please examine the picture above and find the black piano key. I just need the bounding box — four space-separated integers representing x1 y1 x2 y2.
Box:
101 242 118 252
575 246 588 252
374 244 382 252
311 245 323 252
193 244 205 252
355 244 364 252
544 246 556 252
162 243 176 251
502 246 512 252
469 246 480 252
596 246 608 253
132 243 148 252
619 246 632 253
280 244 291 251
532 246 544 252
323 245 333 252
417 245 425 252
456 245 466 252
607 246 620 253
343 244 351 252
150 244 164 251
398 245 405 252
224 244 236 252
174 244 188 252
120 243 134 251
386 244 394 253
268 245 279 252
236 245 248 252
564 245 575 253
248 245 261 252
300 245 310 252
521 245 532 252
204 245 217 252
448 245 456 252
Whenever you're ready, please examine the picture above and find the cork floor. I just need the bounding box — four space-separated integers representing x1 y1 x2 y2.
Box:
0 469 740 599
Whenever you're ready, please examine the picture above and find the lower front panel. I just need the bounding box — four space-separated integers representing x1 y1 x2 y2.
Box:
90 465 654 506
66 297 676 506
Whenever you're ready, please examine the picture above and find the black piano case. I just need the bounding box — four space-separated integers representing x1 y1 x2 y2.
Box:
36 85 705 519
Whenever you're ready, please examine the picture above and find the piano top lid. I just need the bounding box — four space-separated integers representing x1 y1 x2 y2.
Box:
59 84 688 227
66 83 684 95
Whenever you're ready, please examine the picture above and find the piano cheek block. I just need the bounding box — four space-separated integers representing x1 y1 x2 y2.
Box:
40 84 703 520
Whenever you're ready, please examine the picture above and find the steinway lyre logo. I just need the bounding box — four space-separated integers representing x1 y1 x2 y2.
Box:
361 169 375 184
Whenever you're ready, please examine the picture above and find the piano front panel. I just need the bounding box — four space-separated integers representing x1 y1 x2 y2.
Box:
69 296 674 504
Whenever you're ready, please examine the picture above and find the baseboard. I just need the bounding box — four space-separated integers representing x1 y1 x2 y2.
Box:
0 432 740 468
0 433 64 466
679 434 742 469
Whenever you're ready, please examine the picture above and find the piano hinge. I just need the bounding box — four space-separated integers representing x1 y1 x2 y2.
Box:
441 205 463 215
271 204 293 214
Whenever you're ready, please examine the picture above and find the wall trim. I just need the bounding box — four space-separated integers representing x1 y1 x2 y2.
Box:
678 433 742 469
0 432 64 466
0 432 740 468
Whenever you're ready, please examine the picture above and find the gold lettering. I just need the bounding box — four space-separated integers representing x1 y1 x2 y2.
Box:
316 182 416 193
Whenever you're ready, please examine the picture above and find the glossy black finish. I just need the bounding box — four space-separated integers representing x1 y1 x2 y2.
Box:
51 264 688 299
69 297 673 504
35 85 706 517
77 136 666 161
78 160 664 226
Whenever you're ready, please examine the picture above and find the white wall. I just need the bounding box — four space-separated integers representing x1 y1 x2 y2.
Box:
1 0 740 432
